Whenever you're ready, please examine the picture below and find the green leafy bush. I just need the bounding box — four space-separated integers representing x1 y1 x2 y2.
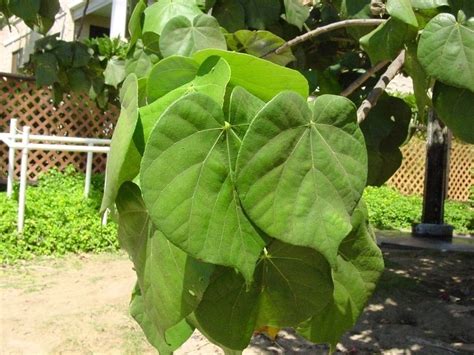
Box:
364 186 473 234
0 167 118 264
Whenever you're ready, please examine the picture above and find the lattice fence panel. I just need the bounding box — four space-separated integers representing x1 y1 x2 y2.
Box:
388 137 473 202
0 73 118 181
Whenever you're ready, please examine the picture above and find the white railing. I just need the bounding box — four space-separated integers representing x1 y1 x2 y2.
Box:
1 119 111 232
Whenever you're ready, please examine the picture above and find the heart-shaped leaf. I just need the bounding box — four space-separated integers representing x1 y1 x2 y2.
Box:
116 182 213 341
360 18 415 64
140 93 265 283
101 74 140 212
142 0 202 36
236 93 367 266
297 200 384 350
227 30 296 66
283 0 310 30
159 14 227 57
433 82 474 143
146 56 199 102
387 0 419 28
140 57 231 143
195 240 333 350
418 13 474 91
128 0 147 48
360 94 412 186
130 284 195 355
193 49 309 100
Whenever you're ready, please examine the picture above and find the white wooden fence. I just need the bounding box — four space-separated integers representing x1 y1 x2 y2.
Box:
0 119 111 232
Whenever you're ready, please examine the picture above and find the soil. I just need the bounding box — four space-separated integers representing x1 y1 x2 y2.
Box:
1 248 473 354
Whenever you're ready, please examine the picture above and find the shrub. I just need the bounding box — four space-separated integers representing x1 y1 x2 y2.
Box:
0 167 118 264
364 186 473 234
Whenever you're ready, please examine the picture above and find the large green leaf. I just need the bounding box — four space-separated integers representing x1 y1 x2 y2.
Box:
33 52 59 86
404 43 431 122
195 240 333 350
140 93 265 283
418 13 474 91
213 0 246 32
360 18 415 64
125 45 159 79
142 0 202 36
433 82 474 143
159 14 227 57
283 0 310 30
387 0 419 28
193 49 309 100
9 0 40 22
360 94 412 186
128 0 147 48
146 56 199 102
116 182 213 342
236 93 367 266
101 74 140 212
130 285 194 355
139 57 231 143
297 201 384 350
411 0 449 9
227 30 296 66
104 57 126 88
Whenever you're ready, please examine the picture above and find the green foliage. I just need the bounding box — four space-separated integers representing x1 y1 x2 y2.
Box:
417 13 474 92
0 168 118 264
103 42 383 350
1 0 59 34
361 94 412 186
364 186 474 234
6 0 474 352
433 82 474 144
27 35 129 108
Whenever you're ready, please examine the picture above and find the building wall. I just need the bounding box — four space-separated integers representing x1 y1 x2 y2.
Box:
0 0 112 73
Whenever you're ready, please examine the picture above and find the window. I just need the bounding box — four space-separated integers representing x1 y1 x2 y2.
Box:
11 49 24 73
89 25 110 38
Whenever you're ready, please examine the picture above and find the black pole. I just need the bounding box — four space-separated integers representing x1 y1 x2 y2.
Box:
412 109 453 239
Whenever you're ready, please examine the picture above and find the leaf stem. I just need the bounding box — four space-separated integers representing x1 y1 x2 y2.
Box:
340 59 390 97
273 19 386 55
357 50 406 123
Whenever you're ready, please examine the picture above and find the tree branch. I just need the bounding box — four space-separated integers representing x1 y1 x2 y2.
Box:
76 0 90 40
340 59 390 97
357 50 406 123
274 19 386 55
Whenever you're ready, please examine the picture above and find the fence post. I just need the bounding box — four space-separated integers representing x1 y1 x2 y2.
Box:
84 144 93 198
412 110 453 239
18 126 30 233
7 118 18 198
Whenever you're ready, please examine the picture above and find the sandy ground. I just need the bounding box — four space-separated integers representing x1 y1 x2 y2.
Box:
1 248 473 355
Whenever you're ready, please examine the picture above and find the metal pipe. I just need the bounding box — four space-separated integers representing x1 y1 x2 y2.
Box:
0 132 111 145
7 118 17 198
84 144 93 198
17 126 30 233
6 142 110 153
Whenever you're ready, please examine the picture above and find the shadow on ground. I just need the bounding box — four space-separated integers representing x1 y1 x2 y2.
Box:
249 249 474 354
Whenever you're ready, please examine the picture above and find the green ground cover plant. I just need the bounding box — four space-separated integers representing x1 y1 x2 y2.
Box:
364 186 473 234
0 167 118 264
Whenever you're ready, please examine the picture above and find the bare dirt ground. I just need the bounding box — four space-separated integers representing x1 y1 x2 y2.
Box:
1 248 473 354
